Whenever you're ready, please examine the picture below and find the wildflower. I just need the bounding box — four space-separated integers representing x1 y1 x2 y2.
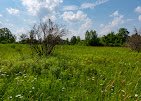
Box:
9 96 12 99
19 96 23 99
1 74 6 76
121 90 125 93
92 77 95 80
62 87 65 91
32 87 35 89
15 94 22 98
135 94 138 97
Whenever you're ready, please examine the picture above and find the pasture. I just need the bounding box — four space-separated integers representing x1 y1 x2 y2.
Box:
0 44 141 101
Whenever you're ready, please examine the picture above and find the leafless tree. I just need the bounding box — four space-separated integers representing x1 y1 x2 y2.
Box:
127 28 141 52
29 19 67 56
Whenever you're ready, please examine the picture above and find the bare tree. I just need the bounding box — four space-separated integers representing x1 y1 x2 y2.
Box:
29 19 66 56
127 28 141 52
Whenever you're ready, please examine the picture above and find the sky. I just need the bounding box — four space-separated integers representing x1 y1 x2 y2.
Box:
0 0 141 39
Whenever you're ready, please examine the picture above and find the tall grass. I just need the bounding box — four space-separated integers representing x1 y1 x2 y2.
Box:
0 44 141 100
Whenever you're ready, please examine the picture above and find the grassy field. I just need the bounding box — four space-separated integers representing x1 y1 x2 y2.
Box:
0 44 141 101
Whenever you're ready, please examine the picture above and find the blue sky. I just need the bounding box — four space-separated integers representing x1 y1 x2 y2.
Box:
0 0 141 39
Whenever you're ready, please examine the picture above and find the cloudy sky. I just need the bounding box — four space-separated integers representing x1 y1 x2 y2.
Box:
0 0 141 38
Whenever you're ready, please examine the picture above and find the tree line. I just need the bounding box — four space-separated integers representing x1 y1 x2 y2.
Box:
0 20 141 53
67 28 129 47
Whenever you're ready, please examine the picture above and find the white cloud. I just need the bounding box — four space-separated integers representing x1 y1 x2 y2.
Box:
42 15 57 22
100 11 124 35
135 6 141 13
81 0 109 9
63 5 79 11
81 3 95 9
6 8 19 15
62 10 87 22
78 18 93 36
15 28 28 35
21 0 63 16
110 10 119 17
62 10 93 38
139 15 141 22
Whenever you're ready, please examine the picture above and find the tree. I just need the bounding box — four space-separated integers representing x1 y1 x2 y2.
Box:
0 28 16 43
85 30 100 46
76 36 81 44
70 36 77 45
29 19 67 56
19 34 29 44
127 28 141 52
117 28 129 45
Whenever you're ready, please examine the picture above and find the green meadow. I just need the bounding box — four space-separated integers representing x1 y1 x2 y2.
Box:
0 44 141 101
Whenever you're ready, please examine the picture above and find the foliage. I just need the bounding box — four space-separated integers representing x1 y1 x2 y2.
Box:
0 44 141 100
127 28 141 52
19 34 30 44
0 28 16 44
70 36 77 45
101 28 129 46
117 28 129 45
85 30 100 46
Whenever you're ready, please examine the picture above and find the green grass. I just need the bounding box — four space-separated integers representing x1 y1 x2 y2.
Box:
0 44 141 101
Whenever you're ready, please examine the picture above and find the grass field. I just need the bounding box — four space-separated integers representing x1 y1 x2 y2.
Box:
0 44 141 101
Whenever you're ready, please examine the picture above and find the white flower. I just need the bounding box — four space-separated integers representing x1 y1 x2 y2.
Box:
135 94 138 97
32 87 35 89
9 96 12 99
15 94 22 97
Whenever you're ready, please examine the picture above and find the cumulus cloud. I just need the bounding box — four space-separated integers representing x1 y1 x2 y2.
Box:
135 6 141 13
21 0 63 16
100 11 124 35
6 8 19 15
63 5 79 11
78 18 93 35
135 6 141 22
62 10 93 38
62 10 87 22
81 0 109 9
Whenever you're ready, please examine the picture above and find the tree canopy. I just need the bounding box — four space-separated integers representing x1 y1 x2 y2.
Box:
0 28 16 43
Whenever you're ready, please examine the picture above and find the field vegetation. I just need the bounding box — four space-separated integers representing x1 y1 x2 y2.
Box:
0 44 141 101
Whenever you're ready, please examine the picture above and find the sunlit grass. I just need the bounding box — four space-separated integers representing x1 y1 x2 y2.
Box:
0 44 141 101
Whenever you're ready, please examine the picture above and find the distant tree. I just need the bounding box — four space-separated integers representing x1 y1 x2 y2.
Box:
66 38 69 44
116 28 129 45
85 30 100 46
0 28 16 43
70 36 77 45
127 28 141 52
19 34 29 44
29 19 67 56
76 36 81 44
